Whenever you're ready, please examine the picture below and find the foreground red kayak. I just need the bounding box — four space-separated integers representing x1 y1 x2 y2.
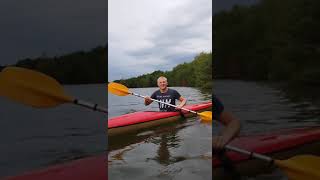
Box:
3 155 107 180
108 102 212 136
213 127 320 178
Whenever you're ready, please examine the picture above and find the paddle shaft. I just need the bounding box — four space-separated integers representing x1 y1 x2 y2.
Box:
74 99 108 113
225 145 273 163
131 92 197 114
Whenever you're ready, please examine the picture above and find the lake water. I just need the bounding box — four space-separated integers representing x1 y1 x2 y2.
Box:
108 87 212 180
0 84 107 177
1 81 319 179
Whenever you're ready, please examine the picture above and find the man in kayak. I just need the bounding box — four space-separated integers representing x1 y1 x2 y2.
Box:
213 95 240 150
144 76 187 112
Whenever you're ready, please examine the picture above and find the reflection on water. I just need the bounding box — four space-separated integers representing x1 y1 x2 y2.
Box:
108 87 212 180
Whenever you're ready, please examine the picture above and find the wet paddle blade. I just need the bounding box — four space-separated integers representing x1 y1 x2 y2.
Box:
275 155 320 180
199 111 212 122
108 82 131 96
0 67 73 108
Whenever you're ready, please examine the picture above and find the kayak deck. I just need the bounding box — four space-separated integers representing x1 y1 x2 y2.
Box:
108 102 212 136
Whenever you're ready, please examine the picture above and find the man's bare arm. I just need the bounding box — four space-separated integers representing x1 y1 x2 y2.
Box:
213 111 240 149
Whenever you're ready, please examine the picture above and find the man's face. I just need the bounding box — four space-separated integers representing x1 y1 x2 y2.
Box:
157 78 168 90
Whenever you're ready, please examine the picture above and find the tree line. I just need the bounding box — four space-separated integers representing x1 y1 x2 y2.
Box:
213 0 320 85
4 46 107 84
114 52 212 91
1 47 212 89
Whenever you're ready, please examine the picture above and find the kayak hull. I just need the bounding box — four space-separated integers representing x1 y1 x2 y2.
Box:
108 102 212 136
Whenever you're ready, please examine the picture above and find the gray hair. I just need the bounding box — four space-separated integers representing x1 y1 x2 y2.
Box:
157 76 167 82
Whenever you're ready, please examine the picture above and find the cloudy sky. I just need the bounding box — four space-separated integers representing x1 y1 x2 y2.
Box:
0 0 107 66
0 0 259 80
108 0 212 81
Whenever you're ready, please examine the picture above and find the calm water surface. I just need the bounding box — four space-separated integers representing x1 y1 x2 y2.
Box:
0 84 107 177
108 87 212 180
4 80 317 179
108 81 320 180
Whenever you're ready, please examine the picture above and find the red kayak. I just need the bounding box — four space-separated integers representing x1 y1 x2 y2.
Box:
108 102 212 136
213 127 320 178
3 155 107 180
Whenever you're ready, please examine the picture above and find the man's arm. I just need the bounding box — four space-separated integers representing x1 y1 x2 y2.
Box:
176 96 187 109
213 111 240 149
220 111 241 142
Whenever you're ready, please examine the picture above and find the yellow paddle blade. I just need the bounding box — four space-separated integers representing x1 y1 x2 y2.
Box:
108 82 131 96
198 111 212 122
0 67 74 108
275 155 320 180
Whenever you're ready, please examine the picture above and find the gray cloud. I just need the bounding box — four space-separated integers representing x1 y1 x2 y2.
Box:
109 0 212 81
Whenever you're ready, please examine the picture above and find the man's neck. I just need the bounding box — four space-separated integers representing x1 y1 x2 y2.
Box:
160 88 168 93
